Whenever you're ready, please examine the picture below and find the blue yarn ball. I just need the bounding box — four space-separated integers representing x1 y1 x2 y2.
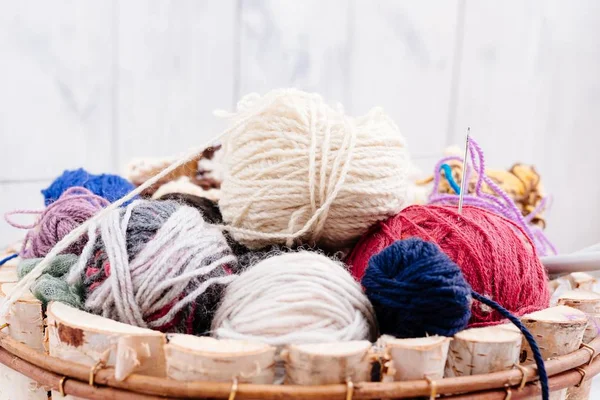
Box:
42 168 137 206
362 237 472 338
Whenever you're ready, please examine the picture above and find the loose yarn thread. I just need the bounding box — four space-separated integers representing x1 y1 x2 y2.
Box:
2 88 407 317
430 137 556 256
157 192 262 267
218 88 410 249
364 237 548 400
0 254 17 267
347 204 550 327
2 86 310 317
1 125 231 317
212 251 377 346
5 187 109 259
42 168 137 206
439 163 461 194
67 200 238 334
472 292 549 400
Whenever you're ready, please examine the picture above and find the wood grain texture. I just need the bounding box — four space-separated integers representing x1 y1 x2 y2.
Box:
2 330 600 399
0 0 115 180
116 0 236 169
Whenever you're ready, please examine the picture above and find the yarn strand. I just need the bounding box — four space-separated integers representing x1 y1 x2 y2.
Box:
0 254 17 267
362 238 548 400
218 89 408 249
5 187 110 259
471 292 549 400
0 133 228 318
4 210 42 229
429 137 556 256
5 87 408 317
74 200 236 333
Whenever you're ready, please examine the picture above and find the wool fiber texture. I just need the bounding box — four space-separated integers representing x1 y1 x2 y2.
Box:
158 193 223 224
212 251 377 346
218 88 410 250
5 187 109 258
66 199 238 335
18 254 83 308
42 168 136 206
362 238 471 338
347 204 550 327
428 137 556 256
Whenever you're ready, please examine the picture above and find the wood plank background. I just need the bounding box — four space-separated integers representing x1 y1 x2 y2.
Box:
1 0 598 254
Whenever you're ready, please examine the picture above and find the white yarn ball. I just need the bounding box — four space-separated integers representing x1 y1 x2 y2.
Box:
211 251 377 346
219 88 410 249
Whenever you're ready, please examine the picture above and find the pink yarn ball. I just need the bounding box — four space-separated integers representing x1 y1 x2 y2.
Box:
347 205 550 327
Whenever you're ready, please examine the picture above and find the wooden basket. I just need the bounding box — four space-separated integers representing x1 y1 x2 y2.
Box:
1 249 599 399
0 329 599 399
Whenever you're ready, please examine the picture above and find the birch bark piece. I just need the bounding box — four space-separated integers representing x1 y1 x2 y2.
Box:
557 290 600 343
0 245 20 262
3 241 22 254
565 381 593 400
0 247 20 283
165 334 276 383
282 340 373 385
0 256 19 269
567 273 597 291
0 283 45 352
445 324 522 377
521 305 588 400
0 282 48 400
47 302 166 389
0 264 18 283
556 291 600 400
549 278 562 294
383 336 451 382
125 155 201 187
549 276 573 302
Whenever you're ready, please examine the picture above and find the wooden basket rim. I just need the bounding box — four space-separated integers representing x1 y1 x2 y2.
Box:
1 332 600 399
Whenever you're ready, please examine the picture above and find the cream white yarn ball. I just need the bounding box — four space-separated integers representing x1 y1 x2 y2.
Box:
211 251 377 346
219 88 410 249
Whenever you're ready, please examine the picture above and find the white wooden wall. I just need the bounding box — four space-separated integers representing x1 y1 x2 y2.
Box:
1 0 599 253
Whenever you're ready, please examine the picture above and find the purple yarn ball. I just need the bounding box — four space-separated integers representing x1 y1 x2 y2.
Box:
21 187 109 258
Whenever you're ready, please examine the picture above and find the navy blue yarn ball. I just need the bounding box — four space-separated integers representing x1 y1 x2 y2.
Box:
362 237 472 338
42 168 137 206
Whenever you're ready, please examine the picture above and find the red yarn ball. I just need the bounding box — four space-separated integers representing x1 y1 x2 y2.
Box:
346 205 550 327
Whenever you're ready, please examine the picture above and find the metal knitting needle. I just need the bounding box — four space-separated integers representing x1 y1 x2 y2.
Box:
457 128 470 215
